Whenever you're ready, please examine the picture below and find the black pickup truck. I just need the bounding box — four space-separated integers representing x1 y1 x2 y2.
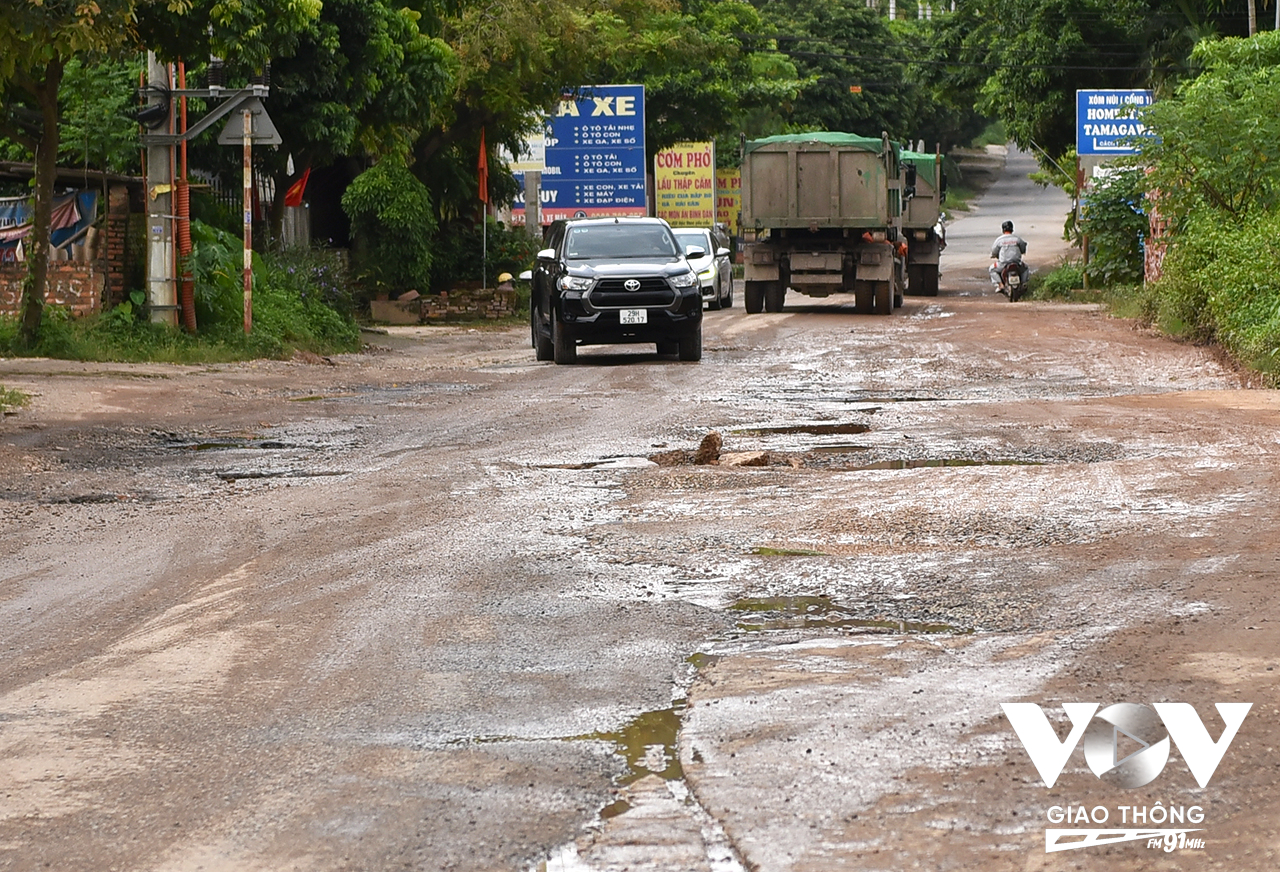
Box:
529 217 704 364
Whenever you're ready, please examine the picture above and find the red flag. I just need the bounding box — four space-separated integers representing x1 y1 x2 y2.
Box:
478 128 489 205
284 167 311 207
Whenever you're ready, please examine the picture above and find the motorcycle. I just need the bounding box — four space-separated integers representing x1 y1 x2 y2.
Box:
999 260 1030 302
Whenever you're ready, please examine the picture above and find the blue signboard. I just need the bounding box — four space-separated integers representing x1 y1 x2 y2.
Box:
1077 90 1154 156
513 84 647 224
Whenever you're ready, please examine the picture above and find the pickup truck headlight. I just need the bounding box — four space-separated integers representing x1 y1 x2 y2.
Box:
668 271 698 289
559 275 594 291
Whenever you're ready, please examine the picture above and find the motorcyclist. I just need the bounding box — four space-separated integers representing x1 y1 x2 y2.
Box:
989 220 1028 295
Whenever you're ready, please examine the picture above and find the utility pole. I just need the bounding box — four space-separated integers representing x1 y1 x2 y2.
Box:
525 171 542 240
141 74 277 334
144 52 178 327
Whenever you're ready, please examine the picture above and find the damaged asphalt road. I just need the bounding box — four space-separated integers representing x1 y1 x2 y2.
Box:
3 150 1280 872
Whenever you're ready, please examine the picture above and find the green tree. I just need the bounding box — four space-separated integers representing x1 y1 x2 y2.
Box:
755 0 914 140
214 0 455 244
896 7 993 151
1137 30 1280 223
976 0 1150 160
58 55 145 174
0 0 161 346
341 157 436 295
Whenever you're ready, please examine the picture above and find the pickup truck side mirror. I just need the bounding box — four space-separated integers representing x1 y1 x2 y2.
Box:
536 248 556 260
518 270 533 282
685 246 707 259
715 247 730 258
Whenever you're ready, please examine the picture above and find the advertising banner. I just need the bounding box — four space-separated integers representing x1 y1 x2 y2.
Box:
1077 89 1153 156
653 142 715 227
715 168 741 235
511 84 646 225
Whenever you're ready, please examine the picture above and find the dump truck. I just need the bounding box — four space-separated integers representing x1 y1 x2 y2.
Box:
740 131 905 315
900 148 947 297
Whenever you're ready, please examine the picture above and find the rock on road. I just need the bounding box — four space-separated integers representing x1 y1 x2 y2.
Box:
2 148 1279 872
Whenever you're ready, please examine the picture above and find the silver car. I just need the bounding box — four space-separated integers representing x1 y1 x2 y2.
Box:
673 226 733 310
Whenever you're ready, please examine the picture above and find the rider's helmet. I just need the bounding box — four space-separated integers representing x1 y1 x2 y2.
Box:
497 272 514 283
1001 220 1014 233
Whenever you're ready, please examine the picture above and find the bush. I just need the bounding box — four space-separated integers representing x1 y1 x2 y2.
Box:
1028 259 1084 300
1080 167 1146 286
341 159 436 298
189 220 360 355
0 220 360 363
1145 209 1280 372
428 217 540 293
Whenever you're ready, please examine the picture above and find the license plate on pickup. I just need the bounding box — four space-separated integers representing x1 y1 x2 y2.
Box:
619 309 648 325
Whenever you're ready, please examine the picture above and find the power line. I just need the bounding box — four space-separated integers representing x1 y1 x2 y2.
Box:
781 47 1155 73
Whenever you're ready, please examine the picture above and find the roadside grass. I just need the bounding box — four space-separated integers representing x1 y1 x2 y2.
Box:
0 306 358 364
1 226 362 364
0 386 30 413
1028 257 1278 385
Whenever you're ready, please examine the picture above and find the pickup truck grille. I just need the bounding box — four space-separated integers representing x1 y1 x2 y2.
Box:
588 277 675 309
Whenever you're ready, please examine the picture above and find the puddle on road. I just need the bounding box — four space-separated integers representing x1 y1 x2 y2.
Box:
533 456 658 470
846 457 1041 471
752 546 830 557
588 701 686 786
730 596 971 635
732 422 872 436
172 438 306 452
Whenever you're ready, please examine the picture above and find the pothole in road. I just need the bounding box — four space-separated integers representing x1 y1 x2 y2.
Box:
213 468 348 484
729 596 972 636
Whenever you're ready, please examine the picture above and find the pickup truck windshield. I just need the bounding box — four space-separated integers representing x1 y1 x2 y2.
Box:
566 225 678 260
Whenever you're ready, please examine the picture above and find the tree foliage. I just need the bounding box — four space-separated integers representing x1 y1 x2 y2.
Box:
754 0 912 140
1080 167 1146 285
1137 30 1280 224
340 158 437 295
0 0 165 345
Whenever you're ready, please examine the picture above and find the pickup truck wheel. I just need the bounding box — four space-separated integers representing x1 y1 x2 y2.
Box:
552 316 577 364
744 281 765 314
678 328 702 362
532 304 553 360
656 341 678 356
708 286 723 311
722 277 733 308
764 283 785 312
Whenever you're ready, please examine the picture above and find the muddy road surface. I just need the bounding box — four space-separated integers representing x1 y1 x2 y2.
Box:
3 152 1279 872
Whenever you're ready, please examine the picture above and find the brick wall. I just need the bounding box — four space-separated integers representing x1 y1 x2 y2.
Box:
0 183 131 317
422 287 518 323
104 185 130 307
0 263 105 316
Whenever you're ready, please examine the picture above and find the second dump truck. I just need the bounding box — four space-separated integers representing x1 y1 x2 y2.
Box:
740 132 907 315
900 148 947 297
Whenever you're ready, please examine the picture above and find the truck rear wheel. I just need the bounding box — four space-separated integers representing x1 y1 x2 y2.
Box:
764 283 785 313
907 264 939 297
854 283 874 314
874 281 892 315
744 281 766 314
